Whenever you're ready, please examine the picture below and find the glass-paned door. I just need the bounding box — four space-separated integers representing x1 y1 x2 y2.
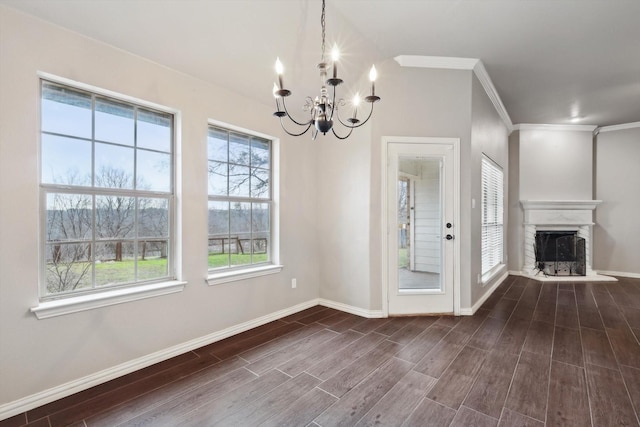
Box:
387 142 456 315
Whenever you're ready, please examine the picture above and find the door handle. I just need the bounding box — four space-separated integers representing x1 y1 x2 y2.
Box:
445 234 454 240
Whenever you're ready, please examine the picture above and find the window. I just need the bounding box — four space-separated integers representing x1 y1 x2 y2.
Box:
40 80 174 299
207 125 272 272
481 155 504 276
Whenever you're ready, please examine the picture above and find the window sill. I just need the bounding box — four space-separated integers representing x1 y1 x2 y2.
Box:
207 264 283 286
482 263 507 286
31 280 187 319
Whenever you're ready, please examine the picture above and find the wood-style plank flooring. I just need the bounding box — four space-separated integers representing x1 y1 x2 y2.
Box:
3 275 640 427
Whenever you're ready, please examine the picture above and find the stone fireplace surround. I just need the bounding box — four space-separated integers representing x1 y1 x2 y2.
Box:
520 200 616 282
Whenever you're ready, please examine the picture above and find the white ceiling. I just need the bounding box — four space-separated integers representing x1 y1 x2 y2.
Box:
2 0 640 127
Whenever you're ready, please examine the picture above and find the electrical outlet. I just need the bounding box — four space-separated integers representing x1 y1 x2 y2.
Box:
291 278 297 289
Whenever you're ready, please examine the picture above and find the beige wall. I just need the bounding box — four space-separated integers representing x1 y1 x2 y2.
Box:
316 128 374 309
507 127 594 272
0 6 320 408
519 128 593 200
370 62 473 309
259 59 511 315
470 74 510 306
593 127 640 275
508 125 640 277
315 61 478 311
507 131 522 271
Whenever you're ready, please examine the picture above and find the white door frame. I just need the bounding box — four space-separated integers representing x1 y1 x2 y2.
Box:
381 136 461 316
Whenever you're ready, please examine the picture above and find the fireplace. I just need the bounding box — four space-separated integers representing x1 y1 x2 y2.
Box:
534 230 586 276
520 200 614 281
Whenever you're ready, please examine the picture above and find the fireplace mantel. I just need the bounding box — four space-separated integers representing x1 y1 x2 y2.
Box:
521 200 601 228
521 200 602 211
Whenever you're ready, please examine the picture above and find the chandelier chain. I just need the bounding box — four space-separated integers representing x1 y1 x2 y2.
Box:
320 0 326 62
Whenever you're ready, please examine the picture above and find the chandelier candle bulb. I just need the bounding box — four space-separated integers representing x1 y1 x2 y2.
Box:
369 65 377 96
331 45 339 78
275 57 284 90
352 94 360 118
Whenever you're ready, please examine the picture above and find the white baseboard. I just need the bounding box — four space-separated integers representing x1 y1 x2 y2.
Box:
460 270 510 316
318 298 385 318
596 270 640 279
0 299 319 421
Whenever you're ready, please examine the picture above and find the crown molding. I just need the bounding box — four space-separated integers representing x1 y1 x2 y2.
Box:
394 55 479 70
513 123 597 133
596 121 640 134
471 61 513 132
394 55 513 131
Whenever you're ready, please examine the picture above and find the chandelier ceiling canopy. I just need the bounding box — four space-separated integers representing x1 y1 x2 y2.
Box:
272 0 380 140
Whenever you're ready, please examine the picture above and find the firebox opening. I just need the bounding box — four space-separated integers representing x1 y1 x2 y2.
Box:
534 231 586 276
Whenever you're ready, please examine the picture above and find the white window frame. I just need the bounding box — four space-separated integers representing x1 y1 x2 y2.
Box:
206 120 281 286
32 73 185 319
481 154 504 282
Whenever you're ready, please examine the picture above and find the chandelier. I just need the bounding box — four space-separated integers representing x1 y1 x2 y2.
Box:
272 0 380 140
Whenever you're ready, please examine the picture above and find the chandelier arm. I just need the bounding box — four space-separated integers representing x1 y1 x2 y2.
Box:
350 102 375 128
278 117 313 137
328 85 338 122
336 101 376 129
335 109 354 128
281 96 314 127
331 125 354 140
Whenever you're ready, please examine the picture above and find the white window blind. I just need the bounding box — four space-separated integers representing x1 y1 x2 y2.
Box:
481 156 504 275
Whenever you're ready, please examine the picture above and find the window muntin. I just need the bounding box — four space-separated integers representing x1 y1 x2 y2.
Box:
207 125 272 271
40 80 174 299
481 155 504 275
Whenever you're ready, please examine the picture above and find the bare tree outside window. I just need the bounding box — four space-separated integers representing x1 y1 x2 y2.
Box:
45 192 92 293
207 126 272 270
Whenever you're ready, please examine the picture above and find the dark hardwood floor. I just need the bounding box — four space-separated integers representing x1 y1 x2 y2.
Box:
3 275 640 427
